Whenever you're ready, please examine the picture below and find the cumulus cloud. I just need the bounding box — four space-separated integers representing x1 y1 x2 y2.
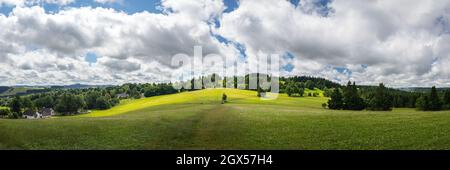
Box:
0 0 242 85
217 0 450 87
0 0 75 6
94 0 120 4
0 0 449 87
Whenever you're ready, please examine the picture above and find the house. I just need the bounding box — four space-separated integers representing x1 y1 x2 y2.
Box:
38 108 55 118
22 109 42 119
22 108 55 119
116 93 129 99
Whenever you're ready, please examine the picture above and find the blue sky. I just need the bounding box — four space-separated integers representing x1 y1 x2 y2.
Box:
0 0 240 15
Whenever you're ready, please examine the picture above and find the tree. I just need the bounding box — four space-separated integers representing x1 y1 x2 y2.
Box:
129 88 141 99
22 97 35 109
286 84 294 97
9 96 22 115
285 82 304 97
305 80 315 90
323 87 333 97
295 83 304 97
85 91 101 109
444 90 450 109
328 88 344 110
95 96 112 110
222 93 228 104
429 86 442 111
368 83 393 111
0 108 11 117
343 81 365 110
144 87 157 97
416 95 430 111
55 93 85 114
34 95 54 108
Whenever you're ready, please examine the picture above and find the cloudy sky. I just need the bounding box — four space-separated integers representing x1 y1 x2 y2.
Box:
0 0 449 87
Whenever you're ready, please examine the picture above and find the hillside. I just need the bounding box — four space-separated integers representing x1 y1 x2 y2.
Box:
0 87 49 97
0 89 449 150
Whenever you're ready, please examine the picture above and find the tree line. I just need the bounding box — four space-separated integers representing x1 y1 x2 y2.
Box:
327 81 450 111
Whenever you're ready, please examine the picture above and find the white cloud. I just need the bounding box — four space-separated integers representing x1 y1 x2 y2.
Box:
94 0 119 4
0 0 450 87
0 1 240 85
0 0 75 6
217 0 450 87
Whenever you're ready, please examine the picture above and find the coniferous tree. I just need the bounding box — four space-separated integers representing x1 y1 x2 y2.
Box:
429 86 442 111
328 88 344 110
368 83 393 111
416 95 430 111
343 81 365 110
443 90 450 109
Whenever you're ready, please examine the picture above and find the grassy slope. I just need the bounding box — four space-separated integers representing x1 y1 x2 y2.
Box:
0 89 449 150
0 87 43 97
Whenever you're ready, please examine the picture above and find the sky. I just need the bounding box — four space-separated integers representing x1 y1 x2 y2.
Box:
0 0 449 87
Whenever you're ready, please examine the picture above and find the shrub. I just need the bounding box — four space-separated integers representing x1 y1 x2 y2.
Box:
222 93 228 104
0 108 11 117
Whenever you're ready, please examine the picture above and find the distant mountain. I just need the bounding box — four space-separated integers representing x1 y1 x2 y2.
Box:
0 86 10 94
397 87 450 93
50 84 113 89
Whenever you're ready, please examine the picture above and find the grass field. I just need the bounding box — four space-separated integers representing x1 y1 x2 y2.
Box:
0 89 449 150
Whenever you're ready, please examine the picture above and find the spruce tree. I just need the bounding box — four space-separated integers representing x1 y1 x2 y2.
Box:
328 88 343 110
443 90 450 109
368 83 392 111
343 81 365 110
429 86 442 111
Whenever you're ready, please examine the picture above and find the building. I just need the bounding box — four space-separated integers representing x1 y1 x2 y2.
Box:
22 109 41 119
22 108 55 119
116 93 129 99
38 108 55 118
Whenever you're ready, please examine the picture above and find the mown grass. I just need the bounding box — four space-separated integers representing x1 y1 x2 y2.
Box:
0 89 449 150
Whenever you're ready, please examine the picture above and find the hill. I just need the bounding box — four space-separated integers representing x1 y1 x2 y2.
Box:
0 88 449 150
0 87 49 97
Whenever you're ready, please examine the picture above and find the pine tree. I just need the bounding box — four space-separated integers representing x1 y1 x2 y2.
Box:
343 81 365 110
328 88 343 110
443 90 450 109
368 83 392 111
429 86 442 111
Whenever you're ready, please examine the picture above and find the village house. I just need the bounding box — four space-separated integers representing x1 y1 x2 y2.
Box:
116 93 129 99
22 108 55 119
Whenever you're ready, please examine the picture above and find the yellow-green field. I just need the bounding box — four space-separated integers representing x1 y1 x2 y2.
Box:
0 89 449 150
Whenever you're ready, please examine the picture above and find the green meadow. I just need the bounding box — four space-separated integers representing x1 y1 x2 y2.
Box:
0 89 449 150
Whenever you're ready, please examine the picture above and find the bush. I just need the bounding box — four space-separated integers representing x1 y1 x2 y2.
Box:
8 112 20 119
0 108 11 117
222 93 228 104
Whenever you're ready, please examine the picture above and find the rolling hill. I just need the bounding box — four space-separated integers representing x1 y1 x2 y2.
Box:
0 88 449 150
